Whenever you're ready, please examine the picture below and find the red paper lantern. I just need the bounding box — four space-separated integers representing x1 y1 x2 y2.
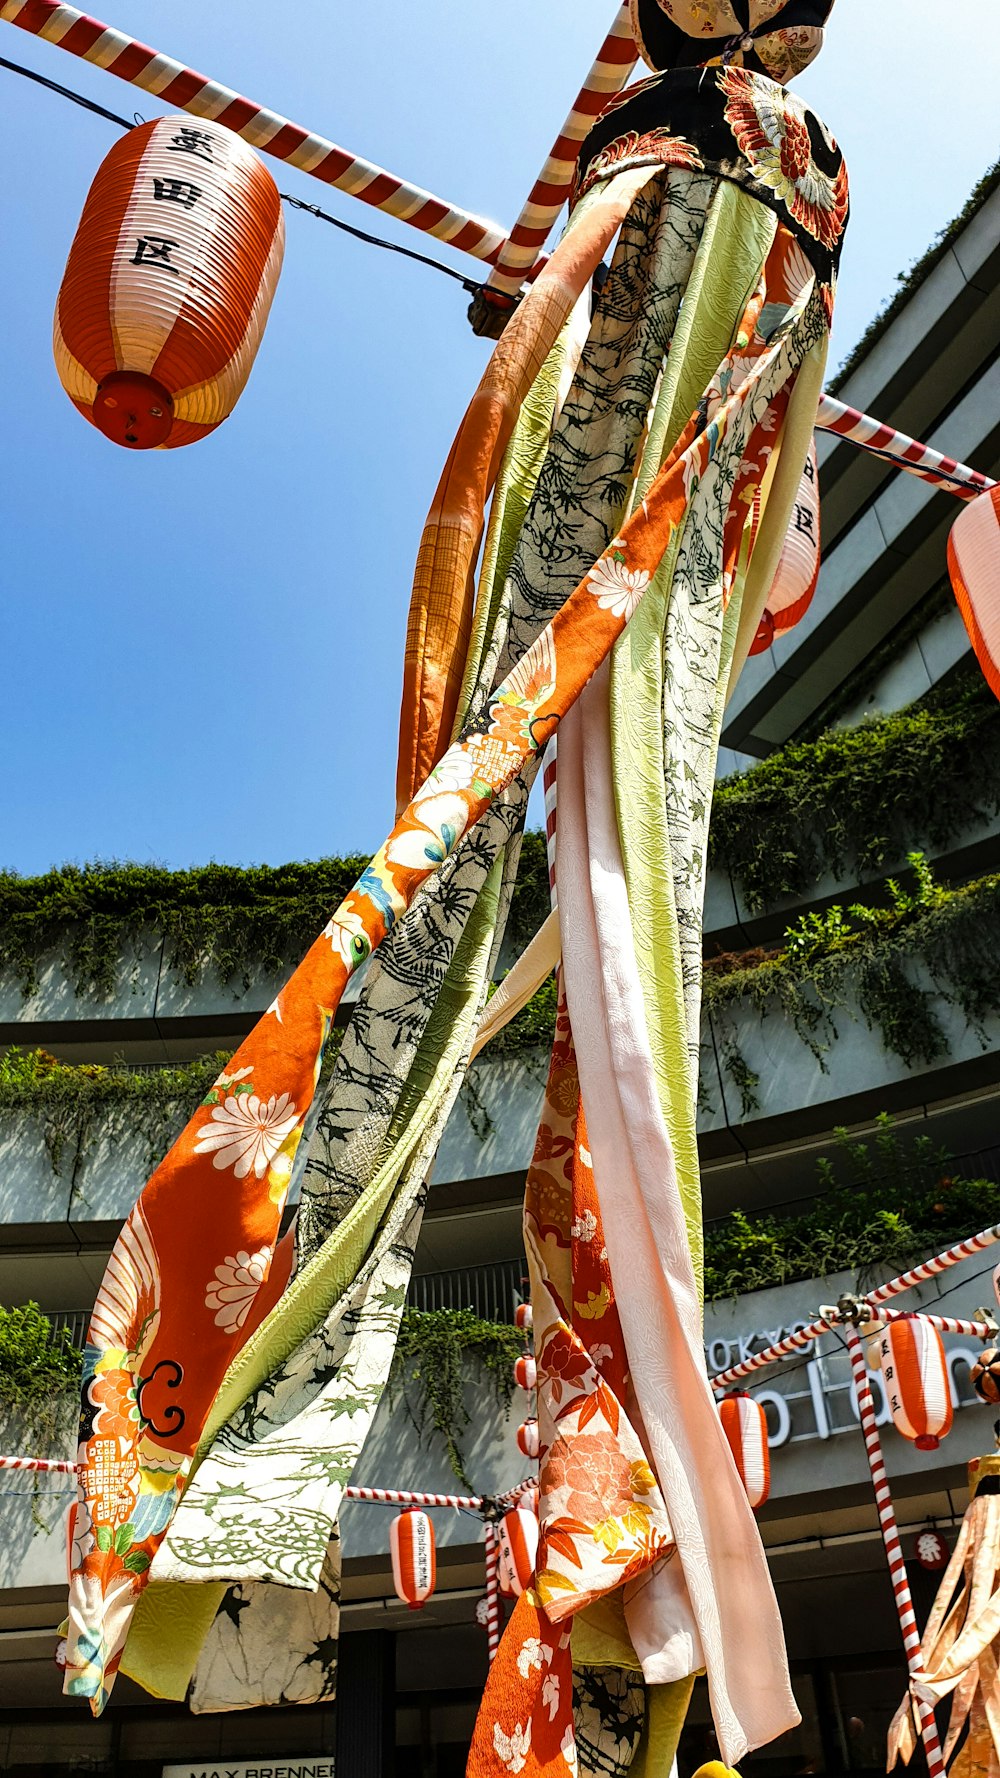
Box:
497 1502 540 1596
515 1303 533 1331
912 1528 950 1572
514 1353 537 1391
516 1418 540 1461
54 117 284 449
719 1391 771 1509
390 1507 436 1610
948 484 1000 703
876 1317 954 1450
749 438 821 654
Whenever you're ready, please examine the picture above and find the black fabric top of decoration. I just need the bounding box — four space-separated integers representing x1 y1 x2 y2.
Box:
574 65 848 298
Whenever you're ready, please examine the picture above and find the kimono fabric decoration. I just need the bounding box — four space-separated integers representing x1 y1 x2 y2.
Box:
876 1317 954 1450
948 484 1000 702
718 1392 771 1509
888 1453 1000 1775
54 117 284 448
390 1508 436 1610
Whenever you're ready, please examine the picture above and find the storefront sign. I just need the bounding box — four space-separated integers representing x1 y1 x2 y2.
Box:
163 1761 334 1778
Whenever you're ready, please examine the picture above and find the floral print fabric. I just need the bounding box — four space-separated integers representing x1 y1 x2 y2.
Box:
575 66 847 316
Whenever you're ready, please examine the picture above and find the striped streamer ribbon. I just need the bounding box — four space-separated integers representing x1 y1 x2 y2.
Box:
845 1328 947 1778
0 0 506 260
816 393 996 500
487 2 637 297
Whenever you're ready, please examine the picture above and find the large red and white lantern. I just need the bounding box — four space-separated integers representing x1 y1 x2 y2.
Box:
719 1391 771 1509
390 1507 436 1610
877 1316 953 1450
750 438 821 654
497 1502 540 1597
515 1303 533 1332
54 117 284 449
948 484 1000 702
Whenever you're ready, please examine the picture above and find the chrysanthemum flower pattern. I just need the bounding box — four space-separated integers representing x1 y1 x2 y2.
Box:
193 1091 298 1179
204 1246 273 1332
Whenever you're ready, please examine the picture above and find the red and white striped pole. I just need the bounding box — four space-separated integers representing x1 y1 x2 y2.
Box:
866 1224 1000 1304
344 1483 481 1510
486 1 636 299
483 1520 502 1662
0 1454 76 1475
815 394 996 501
0 0 506 261
845 1327 947 1778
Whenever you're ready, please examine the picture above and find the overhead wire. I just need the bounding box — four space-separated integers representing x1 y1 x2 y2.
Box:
0 52 483 295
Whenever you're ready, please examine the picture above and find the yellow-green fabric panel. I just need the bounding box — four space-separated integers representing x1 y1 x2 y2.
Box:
609 182 777 1276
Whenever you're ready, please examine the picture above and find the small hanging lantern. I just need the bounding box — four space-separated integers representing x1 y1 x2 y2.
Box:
515 1302 533 1331
948 484 1000 703
514 1353 537 1391
390 1507 436 1610
876 1316 954 1450
497 1501 540 1597
749 438 821 654
719 1391 770 1509
971 1348 1000 1405
516 1418 540 1461
54 117 284 449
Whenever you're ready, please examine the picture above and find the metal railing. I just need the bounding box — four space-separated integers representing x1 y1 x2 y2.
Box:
406 1258 526 1323
41 1260 529 1351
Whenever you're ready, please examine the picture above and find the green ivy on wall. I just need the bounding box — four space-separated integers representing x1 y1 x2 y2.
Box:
704 1115 996 1299
0 681 995 1007
0 1302 83 1455
0 832 551 1004
0 1046 252 1177
390 1308 524 1486
708 670 1000 914
705 857 1000 1106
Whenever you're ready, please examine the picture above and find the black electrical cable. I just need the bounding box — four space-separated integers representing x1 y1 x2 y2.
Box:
0 52 487 295
0 52 135 131
280 192 481 293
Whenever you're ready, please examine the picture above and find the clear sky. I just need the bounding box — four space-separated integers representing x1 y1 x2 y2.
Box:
1 0 998 876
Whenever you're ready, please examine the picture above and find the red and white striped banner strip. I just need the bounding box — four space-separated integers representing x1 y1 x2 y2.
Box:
0 1457 544 1518
345 1483 482 1510
711 1317 827 1391
816 393 996 501
486 2 637 297
543 739 558 907
866 1223 1000 1305
844 1329 947 1778
871 1306 996 1341
483 1520 502 1662
0 0 506 262
0 1454 76 1475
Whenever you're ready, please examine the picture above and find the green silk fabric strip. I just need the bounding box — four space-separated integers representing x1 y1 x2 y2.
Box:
609 179 777 1283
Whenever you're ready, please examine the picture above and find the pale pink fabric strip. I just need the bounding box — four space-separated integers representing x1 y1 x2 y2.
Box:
558 663 798 1763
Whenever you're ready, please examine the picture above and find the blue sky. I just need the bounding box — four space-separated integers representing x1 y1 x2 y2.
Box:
2 0 998 876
